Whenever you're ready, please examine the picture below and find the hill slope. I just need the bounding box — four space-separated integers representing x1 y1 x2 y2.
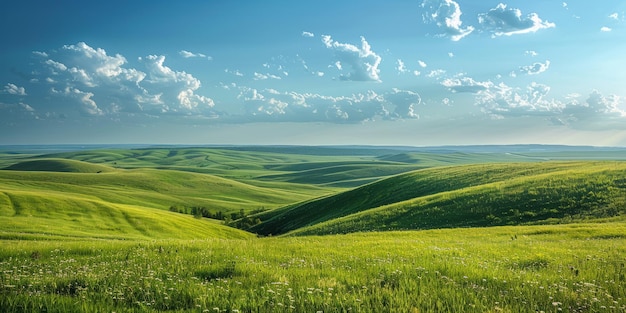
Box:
0 188 253 240
248 162 626 236
4 158 116 173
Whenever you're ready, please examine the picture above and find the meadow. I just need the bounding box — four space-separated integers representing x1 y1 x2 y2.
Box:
1 145 625 312
1 224 625 312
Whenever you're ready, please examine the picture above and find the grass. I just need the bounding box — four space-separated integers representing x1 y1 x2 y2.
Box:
1 146 626 311
0 188 254 240
251 161 626 236
1 222 625 312
3 158 117 173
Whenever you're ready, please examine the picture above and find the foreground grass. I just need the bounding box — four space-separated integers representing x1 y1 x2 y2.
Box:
1 222 625 312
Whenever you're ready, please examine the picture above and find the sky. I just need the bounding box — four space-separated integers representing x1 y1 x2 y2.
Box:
1 0 626 146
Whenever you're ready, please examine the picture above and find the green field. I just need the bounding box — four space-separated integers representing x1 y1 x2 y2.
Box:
1 145 625 312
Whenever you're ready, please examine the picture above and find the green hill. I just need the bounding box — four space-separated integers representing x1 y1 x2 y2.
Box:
4 158 117 173
0 188 253 240
248 161 626 236
0 165 319 240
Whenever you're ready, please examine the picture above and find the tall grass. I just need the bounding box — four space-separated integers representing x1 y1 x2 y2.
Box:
1 223 625 312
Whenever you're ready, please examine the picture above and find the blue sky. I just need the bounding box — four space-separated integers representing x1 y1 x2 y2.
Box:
1 0 625 146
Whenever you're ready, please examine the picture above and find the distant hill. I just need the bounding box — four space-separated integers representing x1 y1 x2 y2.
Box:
248 161 626 236
4 158 116 173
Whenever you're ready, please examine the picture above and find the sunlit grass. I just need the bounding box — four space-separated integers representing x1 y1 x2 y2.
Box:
1 222 625 312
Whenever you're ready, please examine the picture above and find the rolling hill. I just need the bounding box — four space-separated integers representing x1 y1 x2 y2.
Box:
2 146 626 240
248 161 626 236
0 187 254 240
0 158 326 240
4 158 117 173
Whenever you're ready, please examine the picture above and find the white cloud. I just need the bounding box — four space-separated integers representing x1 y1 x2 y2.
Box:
236 87 390 123
225 69 244 77
3 83 27 96
45 59 68 72
441 77 493 93
413 70 421 76
520 60 550 75
421 0 474 41
563 91 625 124
478 3 555 37
448 52 454 58
418 60 428 68
385 88 421 118
427 69 446 78
62 42 129 78
52 86 103 116
476 82 563 118
600 26 612 32
396 59 408 73
525 50 538 57
32 51 48 58
253 72 282 80
32 42 216 117
302 31 315 38
471 82 626 129
38 42 146 89
179 50 212 60
321 35 382 82
139 55 214 112
609 13 619 20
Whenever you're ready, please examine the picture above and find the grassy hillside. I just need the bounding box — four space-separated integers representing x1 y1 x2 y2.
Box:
0 166 321 212
4 158 117 173
249 161 626 236
0 165 324 240
23 146 538 187
0 188 253 240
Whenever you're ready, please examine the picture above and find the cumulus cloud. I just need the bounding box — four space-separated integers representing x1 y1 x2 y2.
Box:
321 35 382 82
52 86 103 116
600 26 612 32
421 0 474 41
396 59 408 74
139 55 215 112
236 87 397 123
232 86 429 123
469 81 626 129
32 42 214 117
520 60 550 75
441 77 493 93
384 88 421 118
476 82 563 118
563 91 625 123
302 31 315 38
3 83 27 95
478 3 555 37
427 69 446 78
609 13 619 20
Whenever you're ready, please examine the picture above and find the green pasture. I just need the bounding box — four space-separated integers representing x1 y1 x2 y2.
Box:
0 146 625 312
1 223 625 312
